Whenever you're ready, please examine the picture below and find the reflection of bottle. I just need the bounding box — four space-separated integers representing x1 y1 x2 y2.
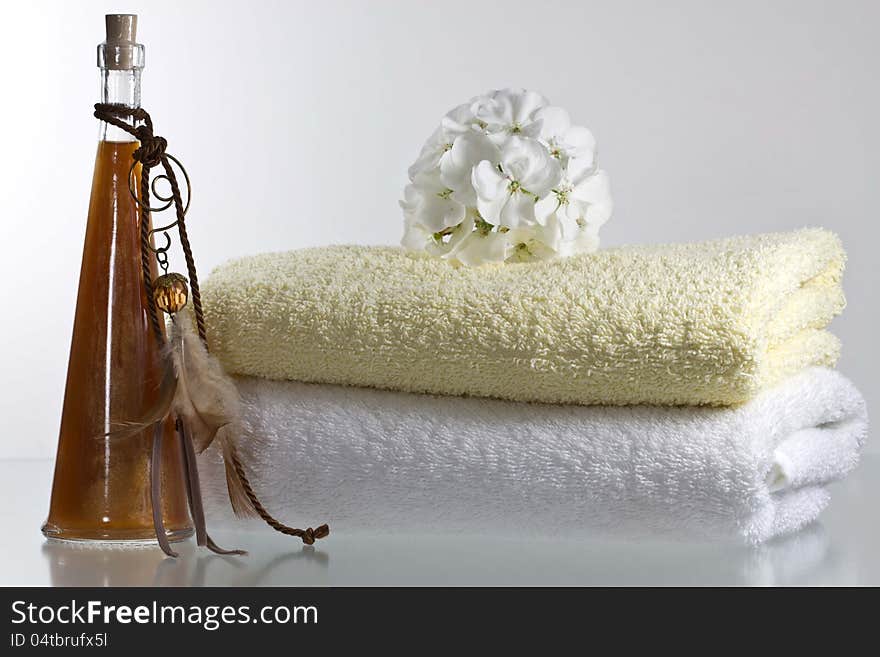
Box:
41 541 195 587
42 15 192 543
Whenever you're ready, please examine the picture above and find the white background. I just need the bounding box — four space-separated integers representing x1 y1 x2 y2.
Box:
0 0 876 459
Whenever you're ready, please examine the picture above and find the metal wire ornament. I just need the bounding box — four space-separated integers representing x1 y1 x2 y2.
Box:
128 153 191 215
127 153 191 275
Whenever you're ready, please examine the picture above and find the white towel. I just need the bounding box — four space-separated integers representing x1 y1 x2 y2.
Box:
200 368 867 544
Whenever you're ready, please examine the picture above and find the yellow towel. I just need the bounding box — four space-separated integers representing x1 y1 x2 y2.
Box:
202 229 845 406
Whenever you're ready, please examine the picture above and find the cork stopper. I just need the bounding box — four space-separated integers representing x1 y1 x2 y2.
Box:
106 14 137 45
98 14 144 70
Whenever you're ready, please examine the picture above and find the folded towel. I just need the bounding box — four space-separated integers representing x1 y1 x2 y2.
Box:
203 229 845 406
199 367 867 544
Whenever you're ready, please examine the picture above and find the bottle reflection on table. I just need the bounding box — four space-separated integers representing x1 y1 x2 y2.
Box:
41 538 329 586
41 540 196 586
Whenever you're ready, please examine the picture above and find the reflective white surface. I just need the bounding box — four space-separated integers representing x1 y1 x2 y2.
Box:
1 458 878 586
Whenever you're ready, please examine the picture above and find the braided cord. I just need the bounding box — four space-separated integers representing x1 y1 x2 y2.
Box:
229 447 329 545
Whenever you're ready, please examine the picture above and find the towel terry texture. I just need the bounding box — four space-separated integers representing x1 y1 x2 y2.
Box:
200 368 866 544
202 229 845 406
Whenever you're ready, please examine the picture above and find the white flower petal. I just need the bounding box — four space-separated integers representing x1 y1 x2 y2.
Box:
560 224 600 256
534 193 559 224
500 190 536 228
433 215 475 258
524 156 562 197
401 220 431 251
471 94 511 131
508 88 549 124
453 230 509 266
571 169 612 205
498 138 561 196
439 132 499 205
561 126 596 158
551 208 581 241
535 106 571 142
434 196 467 232
471 160 510 224
505 235 556 262
569 170 613 229
441 101 479 138
411 168 447 193
560 200 583 226
476 194 508 226
535 214 565 251
561 127 597 181
473 88 548 137
407 127 450 180
471 159 506 197
584 198 613 228
401 171 466 233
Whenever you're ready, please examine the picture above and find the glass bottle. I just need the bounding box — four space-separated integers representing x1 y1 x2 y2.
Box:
42 15 192 543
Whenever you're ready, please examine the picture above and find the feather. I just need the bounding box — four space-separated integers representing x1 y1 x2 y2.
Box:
169 314 258 518
169 314 241 454
102 357 177 440
221 436 259 519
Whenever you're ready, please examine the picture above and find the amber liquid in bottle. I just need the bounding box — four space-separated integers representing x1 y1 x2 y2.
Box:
42 18 192 543
42 142 191 542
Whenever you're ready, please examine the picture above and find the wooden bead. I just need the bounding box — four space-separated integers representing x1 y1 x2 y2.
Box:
153 273 189 314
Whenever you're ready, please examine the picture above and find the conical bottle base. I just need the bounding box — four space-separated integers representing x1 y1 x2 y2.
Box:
42 521 193 545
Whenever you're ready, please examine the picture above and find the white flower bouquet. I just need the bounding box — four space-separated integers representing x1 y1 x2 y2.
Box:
401 88 612 266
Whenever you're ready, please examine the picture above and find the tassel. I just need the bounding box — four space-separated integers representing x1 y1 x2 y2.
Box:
107 277 329 555
168 314 329 544
168 312 329 544
91 102 329 557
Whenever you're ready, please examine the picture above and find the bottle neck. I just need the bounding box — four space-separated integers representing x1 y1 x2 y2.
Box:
98 68 142 142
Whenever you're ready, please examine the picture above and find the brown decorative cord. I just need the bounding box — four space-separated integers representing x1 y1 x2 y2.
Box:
94 103 328 548
229 449 330 545
177 418 246 556
150 422 178 558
